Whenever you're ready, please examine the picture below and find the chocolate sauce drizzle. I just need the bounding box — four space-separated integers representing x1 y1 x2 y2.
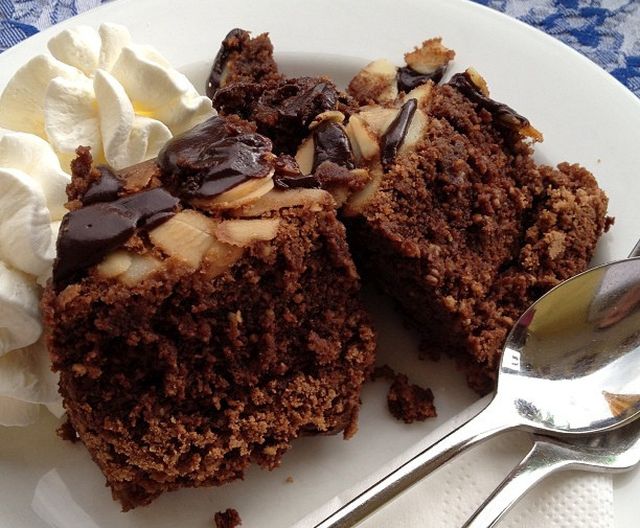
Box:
380 98 418 168
272 155 320 189
448 72 532 132
206 28 246 98
312 121 355 172
83 167 122 205
157 116 274 200
397 65 446 93
274 174 321 190
53 188 179 286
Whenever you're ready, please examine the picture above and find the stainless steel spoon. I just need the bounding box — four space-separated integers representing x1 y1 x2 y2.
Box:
463 418 640 528
316 256 640 528
463 243 640 528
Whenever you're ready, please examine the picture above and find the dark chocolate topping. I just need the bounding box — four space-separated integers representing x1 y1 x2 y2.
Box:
211 81 265 121
273 174 321 190
312 121 355 171
116 188 180 226
213 76 357 155
207 28 247 98
380 98 418 168
83 166 122 205
273 81 338 123
273 155 320 189
448 72 532 132
397 65 446 93
157 115 274 200
53 188 179 286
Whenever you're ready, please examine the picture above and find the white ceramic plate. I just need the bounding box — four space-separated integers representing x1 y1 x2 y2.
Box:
1 0 639 526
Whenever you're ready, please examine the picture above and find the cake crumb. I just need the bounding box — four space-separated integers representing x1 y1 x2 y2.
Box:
214 508 242 528
373 365 437 423
285 476 294 483
56 418 79 443
388 373 437 424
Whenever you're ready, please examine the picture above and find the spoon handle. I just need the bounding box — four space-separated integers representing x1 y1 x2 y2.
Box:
313 398 515 528
462 438 582 528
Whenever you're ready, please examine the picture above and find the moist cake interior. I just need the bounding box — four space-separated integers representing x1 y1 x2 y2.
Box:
42 116 376 510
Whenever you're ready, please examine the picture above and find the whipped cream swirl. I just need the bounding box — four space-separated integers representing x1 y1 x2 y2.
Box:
0 131 67 425
0 23 215 170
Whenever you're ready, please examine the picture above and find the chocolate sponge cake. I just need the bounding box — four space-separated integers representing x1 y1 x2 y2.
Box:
339 61 609 393
42 115 375 509
336 56 609 393
208 31 610 394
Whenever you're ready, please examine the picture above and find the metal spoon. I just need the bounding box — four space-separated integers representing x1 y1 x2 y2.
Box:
463 418 640 528
463 242 640 527
315 256 640 527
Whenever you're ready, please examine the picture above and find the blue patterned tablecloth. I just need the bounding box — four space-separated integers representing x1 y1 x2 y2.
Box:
0 0 639 97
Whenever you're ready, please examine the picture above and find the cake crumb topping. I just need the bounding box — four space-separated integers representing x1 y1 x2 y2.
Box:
213 508 242 528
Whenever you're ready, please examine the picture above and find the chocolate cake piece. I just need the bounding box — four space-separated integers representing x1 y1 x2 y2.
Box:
206 28 282 98
213 508 242 528
372 366 436 424
207 31 610 393
42 115 375 510
338 61 609 393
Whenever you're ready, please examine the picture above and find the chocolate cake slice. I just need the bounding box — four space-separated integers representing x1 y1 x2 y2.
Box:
42 115 375 510
335 50 610 393
207 32 610 394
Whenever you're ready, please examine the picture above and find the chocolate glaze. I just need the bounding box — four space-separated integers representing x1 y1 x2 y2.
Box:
83 167 122 205
157 116 274 200
213 76 356 155
274 174 321 190
53 188 179 286
312 121 355 171
397 65 446 93
380 98 418 168
207 28 247 98
275 81 338 123
448 72 532 132
273 154 320 189
273 174 320 189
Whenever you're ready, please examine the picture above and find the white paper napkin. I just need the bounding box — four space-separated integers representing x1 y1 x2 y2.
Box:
296 397 613 528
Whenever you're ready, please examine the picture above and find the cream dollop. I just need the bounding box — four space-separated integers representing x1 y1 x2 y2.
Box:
0 132 68 278
0 23 214 170
0 131 68 425
0 339 60 426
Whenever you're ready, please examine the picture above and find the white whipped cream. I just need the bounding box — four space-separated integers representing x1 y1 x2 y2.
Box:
0 262 42 355
0 339 60 426
0 23 214 170
0 132 68 279
0 131 68 425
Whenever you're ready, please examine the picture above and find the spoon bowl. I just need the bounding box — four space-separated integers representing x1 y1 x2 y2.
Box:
499 256 640 434
314 256 640 528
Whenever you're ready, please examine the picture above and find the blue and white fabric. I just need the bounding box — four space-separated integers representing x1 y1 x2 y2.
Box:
474 0 640 96
0 0 108 50
1 0 639 97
